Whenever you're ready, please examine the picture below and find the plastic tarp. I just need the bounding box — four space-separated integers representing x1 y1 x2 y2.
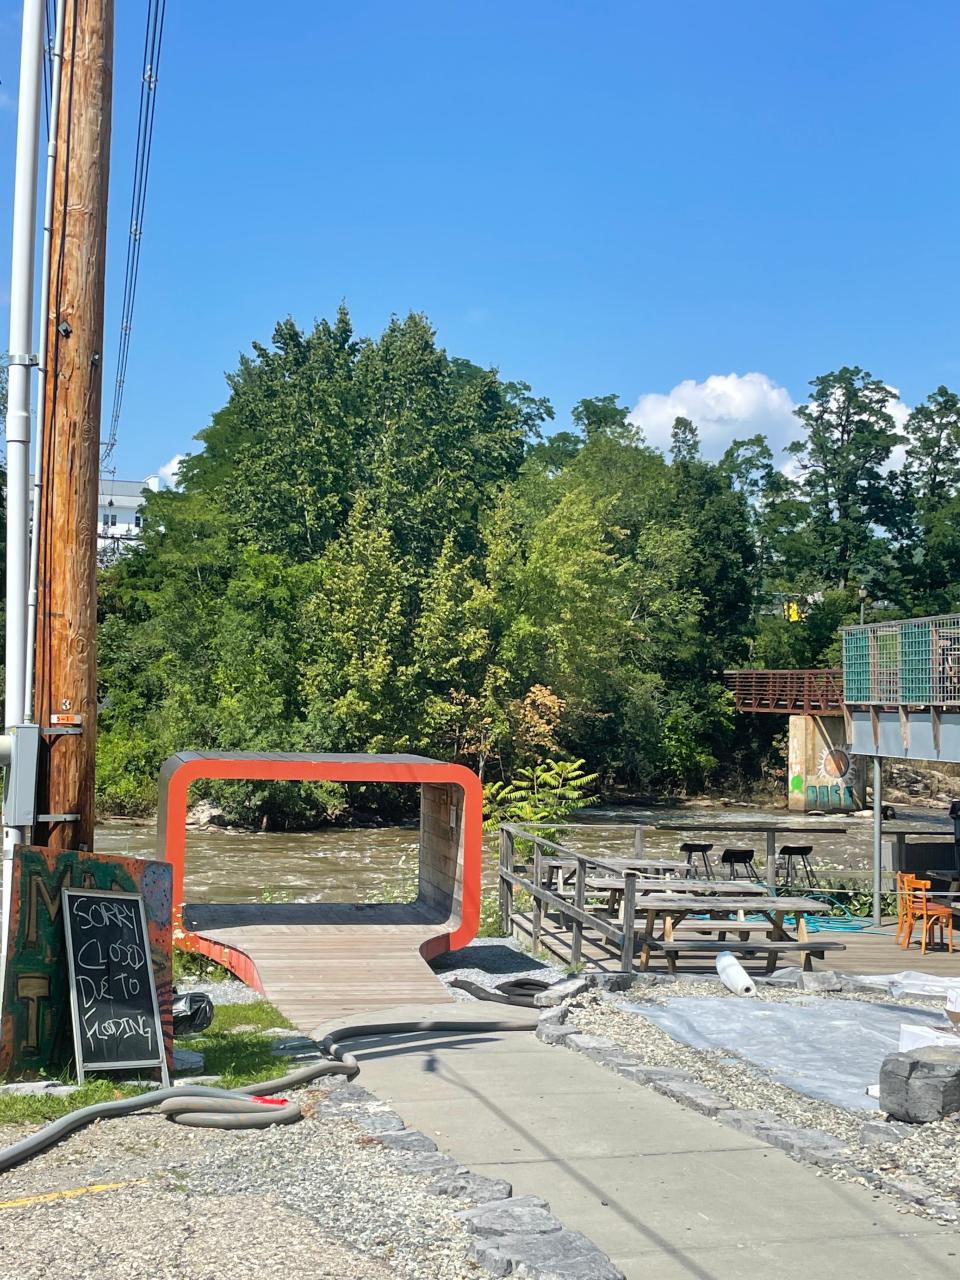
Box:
844 971 960 999
621 996 954 1111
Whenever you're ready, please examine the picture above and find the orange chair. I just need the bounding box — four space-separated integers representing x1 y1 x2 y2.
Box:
896 872 915 948
906 877 954 955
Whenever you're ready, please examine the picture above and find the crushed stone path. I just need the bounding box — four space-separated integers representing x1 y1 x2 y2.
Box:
351 1019 960 1280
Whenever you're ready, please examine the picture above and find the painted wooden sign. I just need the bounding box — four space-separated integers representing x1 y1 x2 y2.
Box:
62 889 170 1085
0 846 173 1080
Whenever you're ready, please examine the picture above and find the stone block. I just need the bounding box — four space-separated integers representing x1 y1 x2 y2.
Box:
429 1171 513 1203
651 1079 733 1117
611 1064 692 1086
470 1229 625 1280
375 1129 438 1152
0 1081 79 1097
717 1108 784 1139
879 1047 960 1123
357 1110 405 1135
324 1083 377 1107
391 1151 461 1175
586 972 637 992
533 977 589 1007
763 1125 853 1170
537 1022 577 1046
564 1033 620 1061
799 971 842 993
460 1196 562 1238
860 1118 914 1147
172 1047 204 1073
757 967 803 988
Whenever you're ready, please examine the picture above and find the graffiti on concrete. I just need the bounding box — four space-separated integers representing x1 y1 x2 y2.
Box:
0 846 172 1080
806 747 857 810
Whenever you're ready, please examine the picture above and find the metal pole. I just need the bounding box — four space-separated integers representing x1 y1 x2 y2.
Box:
2 0 46 975
873 756 883 927
25 0 67 724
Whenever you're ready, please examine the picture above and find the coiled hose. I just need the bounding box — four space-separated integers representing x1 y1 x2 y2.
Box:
0 1008 541 1174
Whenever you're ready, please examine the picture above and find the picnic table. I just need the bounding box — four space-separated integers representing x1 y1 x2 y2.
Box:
653 822 849 893
583 876 766 915
630 891 842 974
540 856 692 896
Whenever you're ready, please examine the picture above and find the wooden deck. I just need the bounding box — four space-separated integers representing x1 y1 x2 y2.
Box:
512 909 960 979
184 901 456 1033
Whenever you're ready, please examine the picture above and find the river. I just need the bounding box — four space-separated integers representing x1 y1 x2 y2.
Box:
94 802 953 904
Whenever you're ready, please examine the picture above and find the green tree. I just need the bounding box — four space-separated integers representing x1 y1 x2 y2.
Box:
670 415 700 463
786 367 902 588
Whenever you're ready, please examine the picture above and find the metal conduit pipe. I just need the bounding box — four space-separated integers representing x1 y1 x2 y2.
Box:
24 0 68 726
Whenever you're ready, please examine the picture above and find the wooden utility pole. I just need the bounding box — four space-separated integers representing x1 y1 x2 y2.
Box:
33 0 114 852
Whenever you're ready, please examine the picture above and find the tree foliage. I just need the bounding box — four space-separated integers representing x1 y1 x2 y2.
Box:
95 309 960 821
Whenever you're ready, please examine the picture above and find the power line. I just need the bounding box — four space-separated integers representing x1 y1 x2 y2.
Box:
101 0 166 467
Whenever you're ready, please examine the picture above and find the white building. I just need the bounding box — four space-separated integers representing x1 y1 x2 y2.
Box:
98 474 161 552
29 473 161 559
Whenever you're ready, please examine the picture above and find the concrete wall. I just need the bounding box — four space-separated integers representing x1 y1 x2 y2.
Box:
417 782 464 926
787 714 866 812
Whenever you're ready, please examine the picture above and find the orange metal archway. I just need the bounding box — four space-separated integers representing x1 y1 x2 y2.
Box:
157 752 483 993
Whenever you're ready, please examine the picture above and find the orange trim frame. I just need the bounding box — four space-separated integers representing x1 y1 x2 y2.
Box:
157 754 483 979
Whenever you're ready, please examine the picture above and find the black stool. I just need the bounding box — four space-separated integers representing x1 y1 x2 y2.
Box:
777 844 819 889
720 848 760 881
680 841 714 879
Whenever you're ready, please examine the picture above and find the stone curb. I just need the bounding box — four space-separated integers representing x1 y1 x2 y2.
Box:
538 1009 959 1224
324 1080 626 1278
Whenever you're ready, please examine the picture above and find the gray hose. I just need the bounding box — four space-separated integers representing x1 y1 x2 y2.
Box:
0 1014 538 1173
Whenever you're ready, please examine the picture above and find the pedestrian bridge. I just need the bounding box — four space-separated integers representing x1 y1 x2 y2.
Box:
158 752 482 1031
723 668 843 715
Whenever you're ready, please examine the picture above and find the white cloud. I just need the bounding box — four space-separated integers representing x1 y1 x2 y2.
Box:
158 453 186 488
629 371 799 460
629 371 912 466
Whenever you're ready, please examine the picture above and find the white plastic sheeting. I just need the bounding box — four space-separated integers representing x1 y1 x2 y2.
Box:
621 996 953 1111
847 971 960 999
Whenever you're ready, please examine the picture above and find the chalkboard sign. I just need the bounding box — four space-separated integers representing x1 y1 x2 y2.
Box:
61 889 170 1085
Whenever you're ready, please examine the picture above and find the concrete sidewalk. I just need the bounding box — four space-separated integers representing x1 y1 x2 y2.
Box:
349 1018 958 1280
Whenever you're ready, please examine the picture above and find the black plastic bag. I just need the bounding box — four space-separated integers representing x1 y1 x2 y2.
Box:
172 990 214 1036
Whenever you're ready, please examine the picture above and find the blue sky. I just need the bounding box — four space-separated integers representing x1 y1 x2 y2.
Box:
2 1 959 478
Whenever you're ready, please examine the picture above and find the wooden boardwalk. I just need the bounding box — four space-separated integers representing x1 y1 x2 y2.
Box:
184 902 456 1032
512 909 959 979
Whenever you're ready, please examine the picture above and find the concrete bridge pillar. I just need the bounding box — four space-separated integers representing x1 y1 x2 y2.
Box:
787 714 865 813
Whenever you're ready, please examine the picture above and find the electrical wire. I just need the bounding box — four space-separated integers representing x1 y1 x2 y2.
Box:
101 0 166 467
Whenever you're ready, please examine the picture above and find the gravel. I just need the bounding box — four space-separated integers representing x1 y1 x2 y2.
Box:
175 977 265 1006
565 982 960 1219
0 1081 484 1280
431 938 568 1002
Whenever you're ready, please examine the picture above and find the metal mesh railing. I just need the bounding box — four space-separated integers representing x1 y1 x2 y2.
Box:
841 614 960 706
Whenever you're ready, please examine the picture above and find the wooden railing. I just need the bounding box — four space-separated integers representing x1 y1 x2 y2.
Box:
498 823 638 969
723 668 844 715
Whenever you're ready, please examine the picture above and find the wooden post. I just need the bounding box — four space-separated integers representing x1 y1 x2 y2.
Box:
633 825 644 856
531 840 542 953
499 827 514 935
33 0 114 852
571 854 586 966
620 871 636 972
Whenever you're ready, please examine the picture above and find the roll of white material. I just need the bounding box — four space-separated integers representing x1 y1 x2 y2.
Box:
716 950 756 997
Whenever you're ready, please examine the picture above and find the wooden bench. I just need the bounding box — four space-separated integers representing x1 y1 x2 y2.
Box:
638 936 846 975
672 920 778 939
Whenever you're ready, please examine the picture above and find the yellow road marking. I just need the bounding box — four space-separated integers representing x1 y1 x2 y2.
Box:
0 1178 148 1209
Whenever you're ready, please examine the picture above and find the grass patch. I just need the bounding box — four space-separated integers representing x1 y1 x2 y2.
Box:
207 999 293 1033
0 1001 298 1125
172 948 232 984
0 1078 143 1126
187 999 296 1088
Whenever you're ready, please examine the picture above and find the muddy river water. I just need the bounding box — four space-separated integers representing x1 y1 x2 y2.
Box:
94 802 954 904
